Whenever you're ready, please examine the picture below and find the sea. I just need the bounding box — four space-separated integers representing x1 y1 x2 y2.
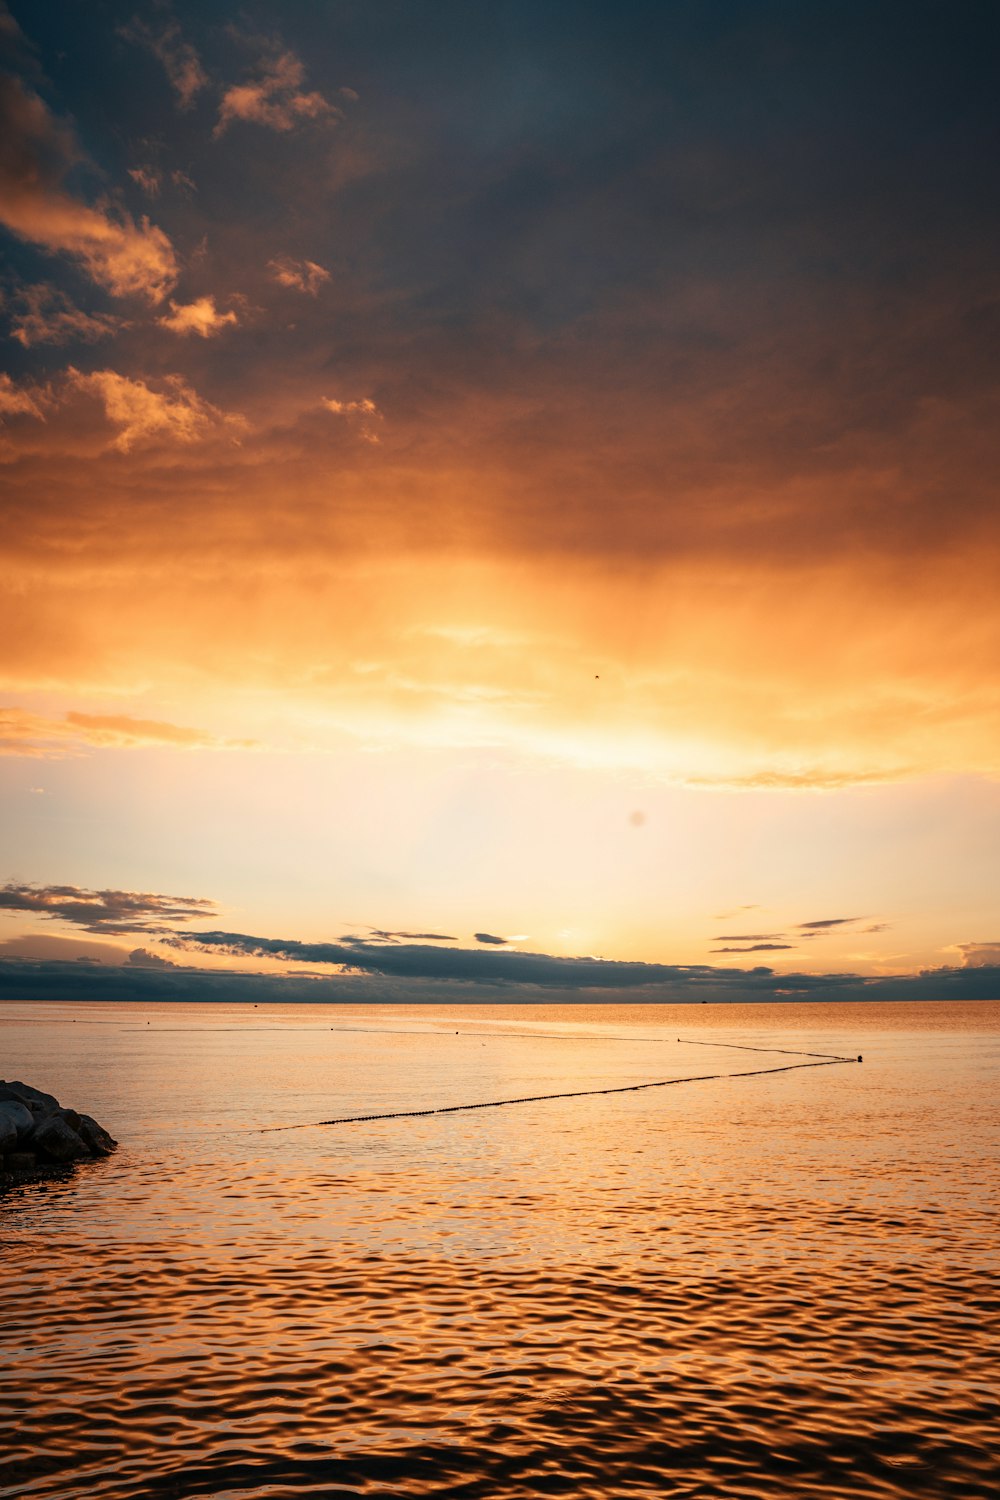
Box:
1 999 997 1500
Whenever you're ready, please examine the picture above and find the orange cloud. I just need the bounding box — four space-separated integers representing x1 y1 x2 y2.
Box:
0 707 256 757
64 712 256 750
7 283 125 347
66 368 246 451
267 256 330 295
0 709 77 758
216 52 337 136
957 942 1000 968
0 373 48 421
0 75 177 302
158 296 238 338
321 396 382 443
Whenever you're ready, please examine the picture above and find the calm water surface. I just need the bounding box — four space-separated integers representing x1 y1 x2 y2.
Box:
1 1000 998 1499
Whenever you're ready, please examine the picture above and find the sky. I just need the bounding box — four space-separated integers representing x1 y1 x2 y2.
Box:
1 0 998 1003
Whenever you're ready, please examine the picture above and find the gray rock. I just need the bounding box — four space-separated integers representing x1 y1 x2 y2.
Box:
78 1114 118 1156
29 1112 89 1163
0 1099 34 1140
0 1082 116 1174
0 1080 60 1114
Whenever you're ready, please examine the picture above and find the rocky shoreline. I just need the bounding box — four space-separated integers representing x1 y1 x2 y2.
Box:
0 1080 117 1179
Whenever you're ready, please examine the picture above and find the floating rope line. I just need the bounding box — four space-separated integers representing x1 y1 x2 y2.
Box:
259 1052 858 1132
675 1036 855 1062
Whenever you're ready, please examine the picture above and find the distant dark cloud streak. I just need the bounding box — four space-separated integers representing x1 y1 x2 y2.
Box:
369 928 457 942
711 944 793 954
1 955 998 1007
713 932 786 942
712 917 880 946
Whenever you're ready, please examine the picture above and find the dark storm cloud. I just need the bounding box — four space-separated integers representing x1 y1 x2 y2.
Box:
169 929 719 986
5 0 999 563
0 881 216 933
2 955 999 1007
474 932 508 946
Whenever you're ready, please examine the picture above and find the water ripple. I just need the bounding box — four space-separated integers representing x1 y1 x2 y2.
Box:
2 1000 998 1499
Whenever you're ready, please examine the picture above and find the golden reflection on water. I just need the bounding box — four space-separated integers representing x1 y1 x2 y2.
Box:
1 1001 998 1499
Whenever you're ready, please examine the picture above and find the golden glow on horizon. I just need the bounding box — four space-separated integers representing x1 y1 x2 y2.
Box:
3 553 999 786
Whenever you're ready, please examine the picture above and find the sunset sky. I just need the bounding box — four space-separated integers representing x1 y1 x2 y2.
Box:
2 0 998 1003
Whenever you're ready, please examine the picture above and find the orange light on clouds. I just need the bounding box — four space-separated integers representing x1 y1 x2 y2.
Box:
2 2 999 997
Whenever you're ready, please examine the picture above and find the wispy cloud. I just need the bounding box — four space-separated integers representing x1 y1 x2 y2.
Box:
158 295 238 338
267 256 330 295
797 916 864 931
709 915 887 951
368 929 458 943
6 283 125 347
321 396 382 443
0 372 49 421
685 768 912 791
0 881 217 935
119 16 208 110
0 706 257 758
711 943 793 953
64 712 256 751
128 165 161 198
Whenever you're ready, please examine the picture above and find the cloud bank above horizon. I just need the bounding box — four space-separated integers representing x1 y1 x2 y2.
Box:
0 880 996 1004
